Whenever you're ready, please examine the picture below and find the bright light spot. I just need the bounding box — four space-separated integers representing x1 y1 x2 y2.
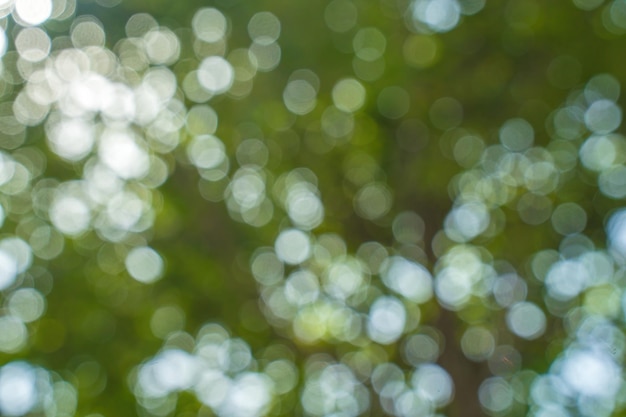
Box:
198 56 234 95
286 185 324 230
506 302 546 340
218 372 273 417
97 83 134 122
0 238 32 274
301 363 368 417
83 163 123 203
193 8 227 43
275 229 311 265
585 99 622 134
545 260 589 300
15 27 50 62
367 296 406 344
13 90 49 126
412 0 461 33
0 2 9 15
0 250 18 291
0 316 27 353
49 196 91 236
249 41 281 72
144 28 180 65
0 28 7 58
265 360 298 395
229 167 266 210
579 134 620 172
560 349 621 398
492 274 527 308
138 349 198 396
599 165 626 198
323 258 364 300
585 73 620 102
529 375 570 409
444 201 490 242
459 0 486 14
411 364 453 406
186 105 218 136
0 362 37 416
292 304 328 343
545 259 588 300
14 0 52 25
499 118 534 152
354 182 392 220
132 85 160 126
285 269 319 306
371 362 404 397
534 404 571 417
143 67 178 103
478 377 513 414
580 251 614 286
125 13 158 37
71 20 105 48
608 209 626 262
435 266 473 309
0 154 15 186
99 130 149 179
107 193 145 229
187 134 226 170
194 370 231 408
332 78 366 113
46 118 95 161
380 256 433 303
552 106 585 140
125 246 164 284
283 79 317 115
64 73 110 115
250 250 284 286
221 338 253 373
394 390 432 416
248 12 281 45
8 289 45 323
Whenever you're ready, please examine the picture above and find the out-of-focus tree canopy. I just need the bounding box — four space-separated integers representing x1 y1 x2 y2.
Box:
0 0 626 416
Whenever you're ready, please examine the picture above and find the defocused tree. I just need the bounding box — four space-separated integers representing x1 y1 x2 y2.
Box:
0 1 625 417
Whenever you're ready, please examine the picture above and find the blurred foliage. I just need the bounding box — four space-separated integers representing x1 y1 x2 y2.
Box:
1 0 626 417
